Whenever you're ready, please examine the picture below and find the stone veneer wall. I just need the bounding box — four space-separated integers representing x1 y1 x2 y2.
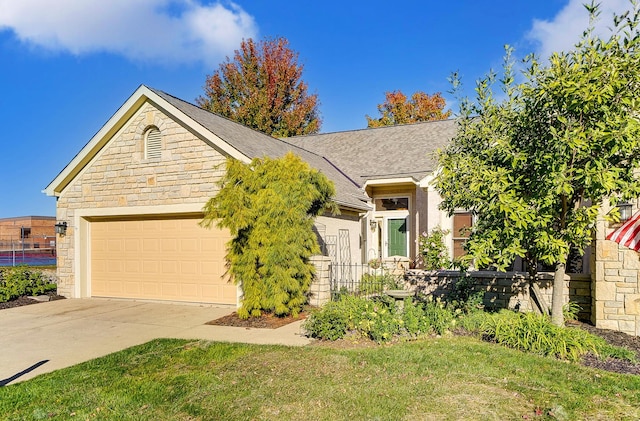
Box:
55 103 226 297
404 270 592 321
593 205 640 336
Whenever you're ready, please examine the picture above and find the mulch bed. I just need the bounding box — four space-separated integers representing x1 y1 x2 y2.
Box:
206 310 309 329
2 295 639 375
568 320 640 375
0 292 65 310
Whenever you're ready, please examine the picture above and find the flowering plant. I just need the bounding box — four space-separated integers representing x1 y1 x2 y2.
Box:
418 226 451 270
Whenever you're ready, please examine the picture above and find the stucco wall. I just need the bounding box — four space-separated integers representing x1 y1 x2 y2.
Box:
315 212 362 266
55 102 226 297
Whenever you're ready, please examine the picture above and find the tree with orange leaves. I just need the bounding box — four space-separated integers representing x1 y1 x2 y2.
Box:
197 37 321 138
366 90 451 127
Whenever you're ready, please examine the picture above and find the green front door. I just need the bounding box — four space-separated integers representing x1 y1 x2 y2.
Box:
387 218 407 257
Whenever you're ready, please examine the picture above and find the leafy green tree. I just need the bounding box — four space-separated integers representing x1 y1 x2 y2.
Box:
201 152 338 318
197 37 321 137
435 1 640 326
366 90 451 127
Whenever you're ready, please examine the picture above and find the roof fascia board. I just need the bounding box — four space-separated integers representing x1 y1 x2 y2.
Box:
418 174 435 189
44 88 149 196
334 199 372 212
363 177 418 189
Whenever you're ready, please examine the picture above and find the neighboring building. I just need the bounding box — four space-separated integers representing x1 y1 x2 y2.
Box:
0 216 56 250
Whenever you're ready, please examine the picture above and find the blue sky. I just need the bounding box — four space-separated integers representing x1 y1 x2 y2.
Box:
0 0 631 218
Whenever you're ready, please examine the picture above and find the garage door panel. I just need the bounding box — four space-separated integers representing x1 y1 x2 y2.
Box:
91 216 233 304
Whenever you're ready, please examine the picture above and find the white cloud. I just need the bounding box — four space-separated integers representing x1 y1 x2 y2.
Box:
527 0 631 59
0 0 257 65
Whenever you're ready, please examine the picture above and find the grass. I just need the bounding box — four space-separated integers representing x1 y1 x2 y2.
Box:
1 337 639 420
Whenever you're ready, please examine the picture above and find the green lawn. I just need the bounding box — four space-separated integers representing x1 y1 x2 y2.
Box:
1 336 639 420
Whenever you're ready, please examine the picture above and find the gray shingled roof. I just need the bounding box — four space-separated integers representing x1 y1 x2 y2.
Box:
291 120 457 185
148 87 370 211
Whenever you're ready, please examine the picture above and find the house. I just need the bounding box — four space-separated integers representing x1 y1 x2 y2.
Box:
292 122 460 264
44 85 369 306
44 85 639 336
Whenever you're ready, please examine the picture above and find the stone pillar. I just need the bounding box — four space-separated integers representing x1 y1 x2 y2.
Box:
593 202 640 336
309 255 332 307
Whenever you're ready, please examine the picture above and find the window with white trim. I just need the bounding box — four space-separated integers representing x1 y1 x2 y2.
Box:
145 127 162 159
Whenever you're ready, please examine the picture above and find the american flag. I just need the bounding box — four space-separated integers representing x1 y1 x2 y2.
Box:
607 211 640 252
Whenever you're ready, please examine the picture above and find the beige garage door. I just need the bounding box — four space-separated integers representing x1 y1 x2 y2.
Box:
90 216 235 304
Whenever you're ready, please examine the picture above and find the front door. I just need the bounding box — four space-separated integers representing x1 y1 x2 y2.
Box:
387 218 407 257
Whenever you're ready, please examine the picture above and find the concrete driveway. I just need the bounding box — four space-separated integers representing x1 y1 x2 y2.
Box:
0 298 310 386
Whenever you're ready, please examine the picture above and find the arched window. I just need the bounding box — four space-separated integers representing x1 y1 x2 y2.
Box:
145 127 162 159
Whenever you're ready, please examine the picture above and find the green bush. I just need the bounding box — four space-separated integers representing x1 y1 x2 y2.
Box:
562 302 581 321
306 294 637 364
0 266 56 303
303 302 349 340
357 298 401 342
458 310 491 333
480 310 636 362
422 298 456 335
446 274 485 314
418 226 451 270
305 295 457 343
304 295 369 340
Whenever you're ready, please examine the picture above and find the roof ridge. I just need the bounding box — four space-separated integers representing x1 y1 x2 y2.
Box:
289 117 458 140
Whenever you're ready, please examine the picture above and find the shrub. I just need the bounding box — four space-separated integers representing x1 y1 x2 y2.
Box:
201 153 338 318
303 302 349 340
458 310 491 333
305 295 457 342
0 266 56 303
562 302 581 321
480 310 636 362
422 297 456 335
446 273 485 314
417 227 451 270
304 295 369 340
402 298 426 337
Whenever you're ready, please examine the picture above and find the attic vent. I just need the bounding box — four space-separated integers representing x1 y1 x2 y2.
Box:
145 127 162 159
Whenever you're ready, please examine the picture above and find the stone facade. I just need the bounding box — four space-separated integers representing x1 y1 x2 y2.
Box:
593 203 640 336
55 103 226 297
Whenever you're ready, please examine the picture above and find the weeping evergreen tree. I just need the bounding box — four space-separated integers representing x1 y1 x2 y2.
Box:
202 152 338 318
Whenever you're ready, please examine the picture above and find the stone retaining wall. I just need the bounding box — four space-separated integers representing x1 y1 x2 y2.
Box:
404 270 592 321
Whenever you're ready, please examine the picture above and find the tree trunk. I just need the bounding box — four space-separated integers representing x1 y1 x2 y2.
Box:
530 280 550 316
551 261 566 327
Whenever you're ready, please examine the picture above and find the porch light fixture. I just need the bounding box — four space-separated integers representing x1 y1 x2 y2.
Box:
618 202 633 222
369 219 378 231
55 221 67 236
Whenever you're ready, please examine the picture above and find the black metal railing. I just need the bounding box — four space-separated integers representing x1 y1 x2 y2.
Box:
329 263 404 300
